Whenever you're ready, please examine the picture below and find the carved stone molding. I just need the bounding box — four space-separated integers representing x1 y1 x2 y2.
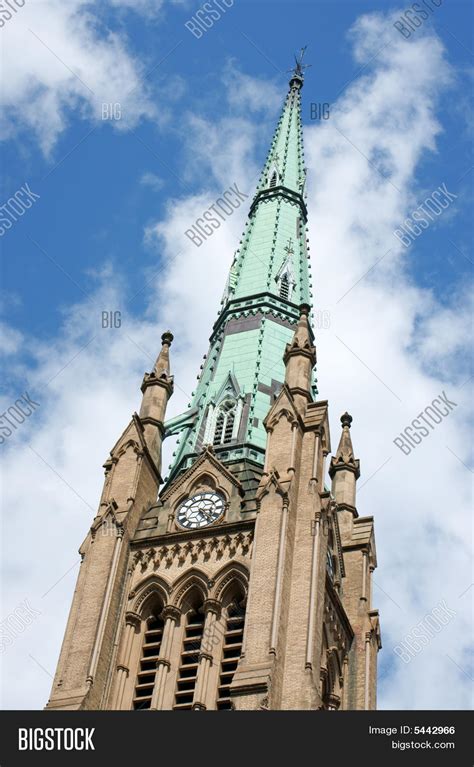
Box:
203 599 222 617
161 605 181 623
125 612 141 630
131 531 254 574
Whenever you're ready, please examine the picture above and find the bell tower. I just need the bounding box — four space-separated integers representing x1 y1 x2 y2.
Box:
47 51 381 711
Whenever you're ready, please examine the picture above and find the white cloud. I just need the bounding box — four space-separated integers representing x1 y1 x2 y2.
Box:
109 0 186 16
0 0 160 155
222 61 282 115
0 323 23 356
140 171 165 191
1 10 472 711
305 15 472 709
108 0 165 14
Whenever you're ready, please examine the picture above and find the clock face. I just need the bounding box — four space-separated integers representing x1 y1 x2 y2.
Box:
176 492 224 530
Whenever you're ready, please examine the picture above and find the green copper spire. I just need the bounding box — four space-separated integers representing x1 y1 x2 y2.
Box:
166 57 316 480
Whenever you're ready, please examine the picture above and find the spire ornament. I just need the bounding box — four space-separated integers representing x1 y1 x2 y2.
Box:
154 331 173 379
288 46 311 88
329 412 360 479
340 412 353 429
140 330 174 397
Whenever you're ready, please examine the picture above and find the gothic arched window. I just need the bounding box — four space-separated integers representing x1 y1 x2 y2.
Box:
213 399 236 446
269 170 278 188
133 611 164 710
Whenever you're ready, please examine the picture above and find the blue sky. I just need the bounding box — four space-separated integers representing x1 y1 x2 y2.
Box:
1 0 472 710
2 0 472 340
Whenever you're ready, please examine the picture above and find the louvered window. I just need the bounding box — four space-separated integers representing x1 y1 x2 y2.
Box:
213 400 236 446
173 609 204 710
214 412 225 445
132 614 164 710
216 602 245 710
279 274 290 300
269 171 277 188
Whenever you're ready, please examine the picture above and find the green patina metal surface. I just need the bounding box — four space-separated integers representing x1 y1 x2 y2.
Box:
167 70 316 479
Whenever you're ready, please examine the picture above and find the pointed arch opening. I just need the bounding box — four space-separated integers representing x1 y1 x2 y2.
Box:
212 398 237 446
275 257 295 303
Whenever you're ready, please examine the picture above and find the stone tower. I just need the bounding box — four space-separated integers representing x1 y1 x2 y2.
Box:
47 56 381 712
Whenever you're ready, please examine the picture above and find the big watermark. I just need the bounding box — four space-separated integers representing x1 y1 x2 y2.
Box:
393 392 457 456
185 182 248 247
393 599 456 664
394 183 456 248
0 183 40 236
185 0 234 39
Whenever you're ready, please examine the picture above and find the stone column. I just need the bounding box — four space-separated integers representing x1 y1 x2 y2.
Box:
289 421 298 473
113 612 141 709
340 656 348 710
192 600 221 710
149 605 181 710
369 564 374 606
270 498 289 655
361 550 368 601
364 631 371 709
305 511 321 670
321 450 328 491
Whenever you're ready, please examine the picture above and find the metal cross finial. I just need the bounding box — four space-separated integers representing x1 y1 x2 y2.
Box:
284 238 294 255
288 46 311 79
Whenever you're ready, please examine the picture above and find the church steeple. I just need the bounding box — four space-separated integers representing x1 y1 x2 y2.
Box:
47 52 381 714
168 63 315 480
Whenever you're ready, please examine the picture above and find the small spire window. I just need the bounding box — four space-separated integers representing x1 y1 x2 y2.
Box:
279 274 290 300
269 171 278 189
213 399 236 446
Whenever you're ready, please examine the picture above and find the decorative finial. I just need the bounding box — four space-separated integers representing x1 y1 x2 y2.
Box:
341 412 353 429
161 331 173 346
288 46 311 86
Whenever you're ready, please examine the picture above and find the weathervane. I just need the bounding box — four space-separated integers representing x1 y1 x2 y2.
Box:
288 46 311 79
